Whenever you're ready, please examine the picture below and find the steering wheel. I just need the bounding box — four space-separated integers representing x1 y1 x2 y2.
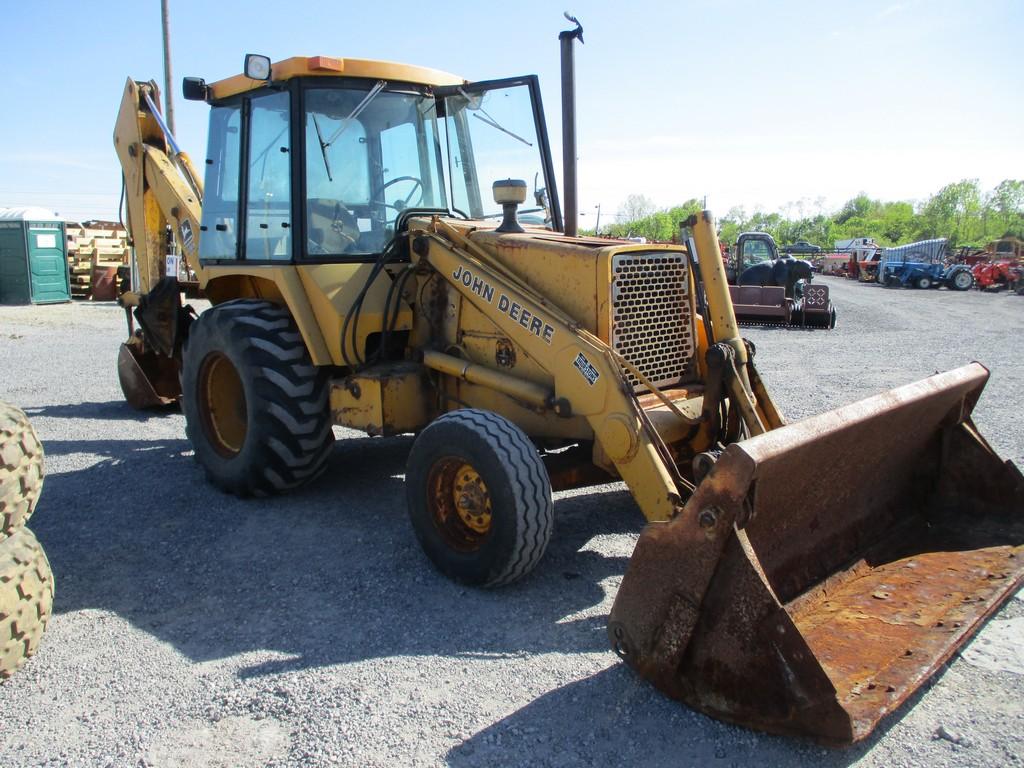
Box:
307 198 359 254
373 176 424 212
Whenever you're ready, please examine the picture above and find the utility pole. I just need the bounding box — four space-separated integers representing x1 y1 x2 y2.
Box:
594 203 602 234
161 0 176 134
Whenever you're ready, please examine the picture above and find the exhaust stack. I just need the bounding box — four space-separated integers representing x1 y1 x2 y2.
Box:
559 13 583 237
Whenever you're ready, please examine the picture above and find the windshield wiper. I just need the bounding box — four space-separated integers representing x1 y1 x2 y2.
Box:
457 87 533 147
326 81 386 144
472 112 533 147
311 80 388 182
311 114 333 182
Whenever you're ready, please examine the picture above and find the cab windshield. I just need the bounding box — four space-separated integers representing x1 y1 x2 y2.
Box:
303 79 554 257
305 86 447 256
740 239 773 265
442 84 550 224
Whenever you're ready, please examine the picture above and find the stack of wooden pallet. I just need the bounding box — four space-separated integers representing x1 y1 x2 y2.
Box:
65 225 130 300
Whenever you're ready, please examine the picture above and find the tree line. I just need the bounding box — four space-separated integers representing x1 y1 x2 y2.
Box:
595 179 1024 250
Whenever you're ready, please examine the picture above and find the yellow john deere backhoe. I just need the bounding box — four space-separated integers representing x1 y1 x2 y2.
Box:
113 34 1023 744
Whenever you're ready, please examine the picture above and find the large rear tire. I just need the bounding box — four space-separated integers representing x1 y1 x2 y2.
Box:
0 402 44 541
949 269 973 291
181 300 334 497
0 528 54 679
405 409 554 587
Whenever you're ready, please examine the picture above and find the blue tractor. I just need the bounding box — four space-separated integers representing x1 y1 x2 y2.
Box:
878 238 974 291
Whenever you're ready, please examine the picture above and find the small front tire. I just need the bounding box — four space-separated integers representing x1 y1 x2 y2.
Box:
405 409 554 587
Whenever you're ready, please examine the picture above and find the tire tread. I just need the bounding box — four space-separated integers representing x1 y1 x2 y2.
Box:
0 528 53 679
183 300 333 496
0 402 44 541
414 409 553 587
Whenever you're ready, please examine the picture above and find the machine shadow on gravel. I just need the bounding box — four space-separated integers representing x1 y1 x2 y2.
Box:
444 663 939 767
24 400 177 423
31 422 644 676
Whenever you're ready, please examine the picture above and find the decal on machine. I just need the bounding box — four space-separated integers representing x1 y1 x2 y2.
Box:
452 265 556 345
179 219 195 252
573 352 600 386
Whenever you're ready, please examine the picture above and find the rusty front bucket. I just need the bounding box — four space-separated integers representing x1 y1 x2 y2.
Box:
609 363 1024 745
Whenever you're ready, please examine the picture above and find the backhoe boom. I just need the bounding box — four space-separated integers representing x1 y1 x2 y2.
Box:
112 78 205 408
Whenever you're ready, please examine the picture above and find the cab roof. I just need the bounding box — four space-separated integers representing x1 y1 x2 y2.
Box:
209 56 466 100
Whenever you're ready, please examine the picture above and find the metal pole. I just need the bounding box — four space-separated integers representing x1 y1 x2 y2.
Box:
559 14 583 237
161 0 176 135
594 203 601 234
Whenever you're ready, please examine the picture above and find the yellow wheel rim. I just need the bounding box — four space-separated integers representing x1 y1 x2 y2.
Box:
198 352 247 457
427 458 493 551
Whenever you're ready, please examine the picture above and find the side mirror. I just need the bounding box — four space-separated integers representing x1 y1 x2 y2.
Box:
182 77 208 102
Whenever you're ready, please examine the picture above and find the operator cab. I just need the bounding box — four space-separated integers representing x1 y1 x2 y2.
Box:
187 55 562 265
738 236 775 266
727 232 781 283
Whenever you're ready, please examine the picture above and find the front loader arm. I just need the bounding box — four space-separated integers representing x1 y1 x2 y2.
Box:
113 78 205 301
413 221 687 523
686 211 784 435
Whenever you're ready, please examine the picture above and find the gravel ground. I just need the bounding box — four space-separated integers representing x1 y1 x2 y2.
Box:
0 278 1021 767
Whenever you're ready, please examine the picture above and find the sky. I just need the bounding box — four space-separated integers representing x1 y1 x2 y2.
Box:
0 0 1021 228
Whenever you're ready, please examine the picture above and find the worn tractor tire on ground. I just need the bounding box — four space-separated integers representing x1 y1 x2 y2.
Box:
0 527 54 680
181 300 334 497
405 409 554 587
0 401 44 541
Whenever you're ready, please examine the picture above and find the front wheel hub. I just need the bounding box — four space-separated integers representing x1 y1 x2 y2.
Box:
428 458 493 551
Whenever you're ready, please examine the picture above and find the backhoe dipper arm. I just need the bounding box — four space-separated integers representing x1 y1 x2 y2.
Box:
113 78 205 301
413 221 687 523
112 78 207 409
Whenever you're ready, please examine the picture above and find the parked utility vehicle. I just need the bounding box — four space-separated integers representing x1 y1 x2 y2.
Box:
112 44 1022 745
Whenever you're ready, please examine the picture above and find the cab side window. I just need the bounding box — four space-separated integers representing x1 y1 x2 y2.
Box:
199 104 241 260
245 91 293 261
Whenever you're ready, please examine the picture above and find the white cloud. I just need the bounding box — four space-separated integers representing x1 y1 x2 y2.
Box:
0 152 111 173
877 3 906 19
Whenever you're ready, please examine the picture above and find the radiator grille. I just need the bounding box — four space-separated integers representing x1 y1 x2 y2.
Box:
611 251 696 390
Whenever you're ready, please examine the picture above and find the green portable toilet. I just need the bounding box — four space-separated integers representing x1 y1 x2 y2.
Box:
0 207 72 304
